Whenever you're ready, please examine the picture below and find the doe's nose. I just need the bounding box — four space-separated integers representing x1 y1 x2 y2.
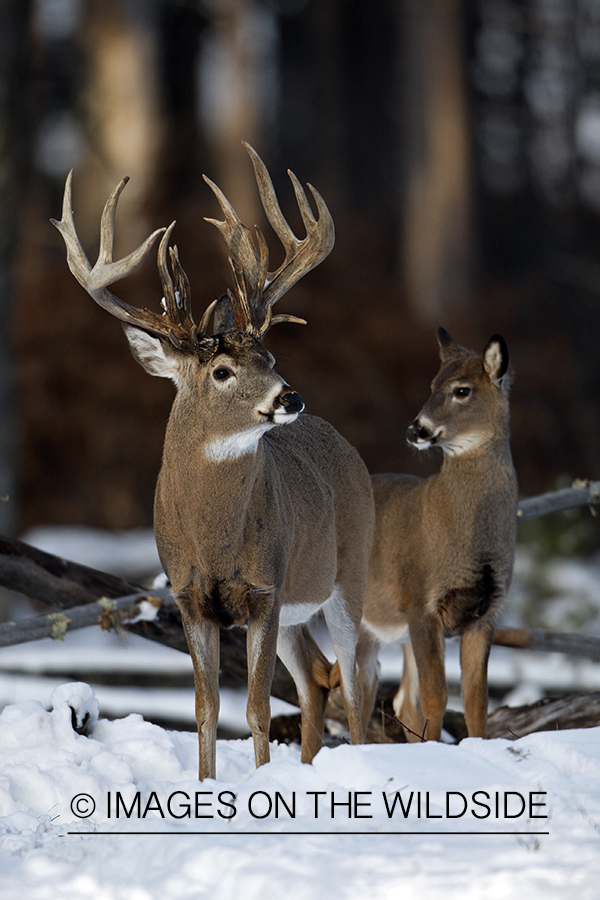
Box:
407 420 431 445
276 389 305 415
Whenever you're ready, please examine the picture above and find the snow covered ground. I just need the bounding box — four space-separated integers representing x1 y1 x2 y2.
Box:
0 527 599 897
0 682 599 899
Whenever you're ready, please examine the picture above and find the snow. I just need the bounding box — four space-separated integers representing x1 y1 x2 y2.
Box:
0 684 599 898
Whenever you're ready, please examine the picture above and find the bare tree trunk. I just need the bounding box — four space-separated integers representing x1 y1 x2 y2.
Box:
0 0 30 539
400 0 473 322
199 0 269 227
79 0 163 246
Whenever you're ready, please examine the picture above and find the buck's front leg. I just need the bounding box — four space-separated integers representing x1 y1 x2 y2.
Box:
178 601 220 781
408 614 447 741
246 604 281 768
460 619 494 737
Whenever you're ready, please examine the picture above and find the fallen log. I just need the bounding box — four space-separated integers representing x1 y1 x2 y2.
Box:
493 627 600 661
0 588 172 648
0 534 299 705
517 479 600 521
487 692 600 739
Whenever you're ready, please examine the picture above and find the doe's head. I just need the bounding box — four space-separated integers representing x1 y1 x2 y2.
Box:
407 328 511 458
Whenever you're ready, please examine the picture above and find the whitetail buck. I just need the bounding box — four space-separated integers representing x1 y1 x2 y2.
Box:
52 144 374 779
354 329 517 742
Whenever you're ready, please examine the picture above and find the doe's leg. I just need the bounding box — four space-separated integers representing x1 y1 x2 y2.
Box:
392 642 424 740
408 614 447 741
460 619 494 738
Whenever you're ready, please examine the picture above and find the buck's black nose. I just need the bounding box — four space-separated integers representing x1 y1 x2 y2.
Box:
277 390 305 415
407 421 431 445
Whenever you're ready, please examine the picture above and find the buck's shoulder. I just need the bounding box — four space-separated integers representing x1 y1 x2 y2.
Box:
263 413 371 488
265 412 356 454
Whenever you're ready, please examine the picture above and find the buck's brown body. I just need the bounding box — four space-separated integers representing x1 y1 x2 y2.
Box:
53 145 374 780
357 330 518 742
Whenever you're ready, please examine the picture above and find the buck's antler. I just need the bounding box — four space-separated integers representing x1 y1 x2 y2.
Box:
51 172 218 351
203 142 335 336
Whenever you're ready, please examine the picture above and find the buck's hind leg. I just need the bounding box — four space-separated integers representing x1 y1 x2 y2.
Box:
323 587 364 744
277 624 330 763
392 643 424 740
355 625 381 735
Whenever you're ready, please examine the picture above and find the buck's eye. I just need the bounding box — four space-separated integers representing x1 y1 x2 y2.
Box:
213 367 233 381
453 386 471 399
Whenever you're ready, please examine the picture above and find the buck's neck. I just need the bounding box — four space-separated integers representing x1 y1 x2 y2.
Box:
157 393 278 560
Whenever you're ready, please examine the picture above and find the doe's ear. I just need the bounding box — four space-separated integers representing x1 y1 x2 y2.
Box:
123 324 181 384
482 334 509 385
437 327 468 363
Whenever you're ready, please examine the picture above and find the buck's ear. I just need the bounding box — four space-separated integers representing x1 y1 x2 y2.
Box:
437 327 468 363
482 334 509 385
123 324 181 383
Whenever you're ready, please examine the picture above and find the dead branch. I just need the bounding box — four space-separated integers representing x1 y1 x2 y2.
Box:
493 627 600 660
1 472 599 723
0 588 172 647
0 534 299 705
487 692 600 739
517 480 600 520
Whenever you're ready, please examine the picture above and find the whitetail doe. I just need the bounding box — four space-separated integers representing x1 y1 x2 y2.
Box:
52 144 374 779
355 329 517 742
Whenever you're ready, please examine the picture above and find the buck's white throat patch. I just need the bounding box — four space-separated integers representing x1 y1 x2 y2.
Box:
204 423 276 462
203 411 300 462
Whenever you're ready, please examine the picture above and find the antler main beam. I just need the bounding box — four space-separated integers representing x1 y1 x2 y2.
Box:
52 145 334 345
51 172 216 350
204 142 335 336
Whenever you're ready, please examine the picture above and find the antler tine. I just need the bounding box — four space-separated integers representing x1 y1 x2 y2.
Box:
202 145 334 337
52 172 169 331
50 170 93 291
243 142 335 314
157 222 179 321
53 171 221 353
85 178 166 303
203 174 263 292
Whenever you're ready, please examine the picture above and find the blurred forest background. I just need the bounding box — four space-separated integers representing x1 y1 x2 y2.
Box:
1 0 599 553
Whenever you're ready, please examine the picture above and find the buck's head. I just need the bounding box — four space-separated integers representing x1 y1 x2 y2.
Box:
407 328 511 458
51 144 333 457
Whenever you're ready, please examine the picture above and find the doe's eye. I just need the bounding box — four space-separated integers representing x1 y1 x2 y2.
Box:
453 386 471 399
213 367 232 381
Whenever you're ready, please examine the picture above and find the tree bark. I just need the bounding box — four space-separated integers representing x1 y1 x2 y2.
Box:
0 0 30 539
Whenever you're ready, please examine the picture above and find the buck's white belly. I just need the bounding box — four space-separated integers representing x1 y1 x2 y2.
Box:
278 601 324 627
